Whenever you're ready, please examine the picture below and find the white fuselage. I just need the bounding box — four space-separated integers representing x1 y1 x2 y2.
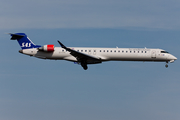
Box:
20 47 177 63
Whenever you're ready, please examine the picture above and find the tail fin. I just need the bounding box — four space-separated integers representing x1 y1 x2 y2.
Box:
10 33 41 49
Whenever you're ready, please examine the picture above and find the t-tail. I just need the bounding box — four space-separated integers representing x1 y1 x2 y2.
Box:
10 33 41 49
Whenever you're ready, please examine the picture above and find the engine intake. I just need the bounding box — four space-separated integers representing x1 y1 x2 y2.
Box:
39 45 54 52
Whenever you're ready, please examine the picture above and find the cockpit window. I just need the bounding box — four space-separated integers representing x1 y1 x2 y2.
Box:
161 51 169 53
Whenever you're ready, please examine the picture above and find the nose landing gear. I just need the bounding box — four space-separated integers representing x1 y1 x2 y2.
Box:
165 61 168 68
165 64 168 68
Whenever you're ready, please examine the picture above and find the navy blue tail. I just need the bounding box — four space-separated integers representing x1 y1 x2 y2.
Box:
10 33 41 49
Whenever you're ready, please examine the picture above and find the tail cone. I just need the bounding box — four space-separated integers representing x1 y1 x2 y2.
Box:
19 50 23 53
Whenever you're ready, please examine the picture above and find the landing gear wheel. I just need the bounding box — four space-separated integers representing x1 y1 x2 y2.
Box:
165 64 168 68
165 61 168 68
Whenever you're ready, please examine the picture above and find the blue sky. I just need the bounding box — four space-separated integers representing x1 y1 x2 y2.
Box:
0 0 180 120
1 0 180 29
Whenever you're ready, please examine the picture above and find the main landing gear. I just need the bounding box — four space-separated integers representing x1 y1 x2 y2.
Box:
81 61 88 70
165 61 168 68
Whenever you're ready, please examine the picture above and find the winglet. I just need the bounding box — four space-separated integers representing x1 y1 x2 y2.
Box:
57 41 66 49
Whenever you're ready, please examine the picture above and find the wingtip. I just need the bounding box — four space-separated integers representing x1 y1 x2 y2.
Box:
57 40 66 48
57 40 61 44
57 40 61 45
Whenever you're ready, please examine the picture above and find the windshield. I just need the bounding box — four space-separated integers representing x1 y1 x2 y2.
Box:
161 51 169 53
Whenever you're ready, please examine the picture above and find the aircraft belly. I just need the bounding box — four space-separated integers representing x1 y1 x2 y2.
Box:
106 54 168 62
63 56 77 62
34 51 70 60
101 54 152 61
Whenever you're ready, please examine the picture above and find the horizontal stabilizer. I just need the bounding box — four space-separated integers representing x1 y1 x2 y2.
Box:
9 33 25 40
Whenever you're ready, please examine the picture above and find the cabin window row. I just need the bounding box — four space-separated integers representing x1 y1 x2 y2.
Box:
62 49 148 53
62 50 94 52
99 50 147 53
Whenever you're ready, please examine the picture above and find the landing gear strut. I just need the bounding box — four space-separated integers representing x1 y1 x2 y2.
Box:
165 61 168 68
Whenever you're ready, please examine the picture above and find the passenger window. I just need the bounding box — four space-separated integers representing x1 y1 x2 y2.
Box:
130 51 131 53
110 50 112 52
134 51 136 53
107 50 109 52
89 50 91 52
126 51 128 53
81 50 83 52
118 50 120 52
104 50 105 52
85 50 87 52
122 51 124 53
142 51 143 53
114 50 116 52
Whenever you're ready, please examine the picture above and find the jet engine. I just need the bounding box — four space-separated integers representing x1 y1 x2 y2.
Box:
38 45 54 52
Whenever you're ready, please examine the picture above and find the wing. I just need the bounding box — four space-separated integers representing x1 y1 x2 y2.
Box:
58 41 102 64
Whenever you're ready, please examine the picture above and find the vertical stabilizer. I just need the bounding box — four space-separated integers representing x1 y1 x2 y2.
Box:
10 33 41 49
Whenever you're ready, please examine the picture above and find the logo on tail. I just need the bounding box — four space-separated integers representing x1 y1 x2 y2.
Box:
10 33 41 49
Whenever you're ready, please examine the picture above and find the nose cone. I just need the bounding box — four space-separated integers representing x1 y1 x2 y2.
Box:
173 56 177 60
169 55 177 63
170 55 177 60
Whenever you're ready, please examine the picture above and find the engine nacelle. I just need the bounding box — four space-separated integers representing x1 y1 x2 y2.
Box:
39 45 54 52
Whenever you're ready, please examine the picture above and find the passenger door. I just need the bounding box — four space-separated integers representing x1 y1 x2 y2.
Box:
151 50 156 58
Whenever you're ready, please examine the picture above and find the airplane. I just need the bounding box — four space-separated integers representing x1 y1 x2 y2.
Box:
9 33 177 70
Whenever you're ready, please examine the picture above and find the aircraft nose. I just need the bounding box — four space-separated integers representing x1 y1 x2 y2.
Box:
174 56 177 60
169 55 177 63
170 55 177 60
